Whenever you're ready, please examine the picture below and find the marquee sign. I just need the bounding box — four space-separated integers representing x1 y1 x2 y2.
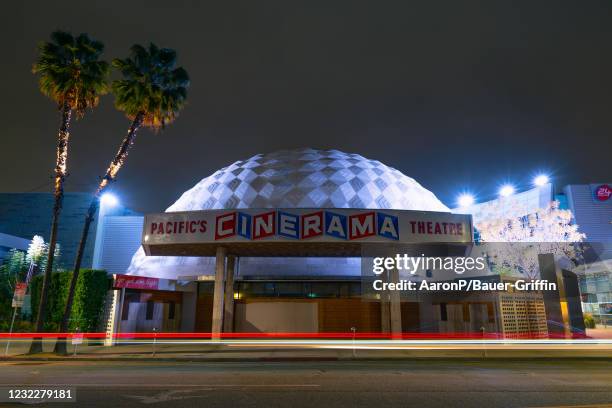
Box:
142 208 473 251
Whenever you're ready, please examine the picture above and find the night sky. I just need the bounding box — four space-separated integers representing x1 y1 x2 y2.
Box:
2 1 611 213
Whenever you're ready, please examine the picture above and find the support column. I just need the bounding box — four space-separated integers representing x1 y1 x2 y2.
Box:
539 253 571 338
380 271 390 334
180 288 197 333
389 267 402 338
223 255 236 333
211 246 226 339
104 287 124 346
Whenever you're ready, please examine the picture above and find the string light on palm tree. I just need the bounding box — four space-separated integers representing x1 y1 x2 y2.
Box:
30 31 109 355
55 43 189 355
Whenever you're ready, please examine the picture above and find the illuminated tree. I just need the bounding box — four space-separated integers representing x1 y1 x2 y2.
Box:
25 235 47 281
26 236 46 266
55 43 189 354
30 31 109 354
35 243 62 281
476 202 585 279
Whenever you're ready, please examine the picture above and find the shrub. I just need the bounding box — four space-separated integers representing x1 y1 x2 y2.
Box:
584 313 596 329
30 269 110 332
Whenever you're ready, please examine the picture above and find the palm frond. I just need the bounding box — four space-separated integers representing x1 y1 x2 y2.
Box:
33 30 110 116
112 42 190 129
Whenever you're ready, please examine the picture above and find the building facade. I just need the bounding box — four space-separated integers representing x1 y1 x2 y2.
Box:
92 149 582 340
2 151 603 338
0 192 139 269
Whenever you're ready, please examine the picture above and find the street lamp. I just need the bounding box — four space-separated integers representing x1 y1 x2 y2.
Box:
499 184 515 197
533 174 550 187
100 193 119 207
457 193 475 208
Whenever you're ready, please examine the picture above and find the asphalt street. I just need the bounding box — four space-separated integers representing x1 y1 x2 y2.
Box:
0 360 610 408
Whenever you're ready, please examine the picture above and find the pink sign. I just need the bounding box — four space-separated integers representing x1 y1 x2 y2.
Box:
12 282 27 307
594 184 611 202
114 274 159 290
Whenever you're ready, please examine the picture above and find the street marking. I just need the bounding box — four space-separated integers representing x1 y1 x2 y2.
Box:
125 389 210 404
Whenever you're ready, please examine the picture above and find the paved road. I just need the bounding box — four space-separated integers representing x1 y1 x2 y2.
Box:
0 360 610 407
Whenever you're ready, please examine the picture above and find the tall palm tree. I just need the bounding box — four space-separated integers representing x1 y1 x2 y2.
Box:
29 31 109 354
54 43 189 354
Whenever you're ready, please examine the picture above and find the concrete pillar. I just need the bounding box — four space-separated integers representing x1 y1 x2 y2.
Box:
389 267 402 338
180 288 197 333
539 253 571 338
223 255 236 333
104 287 124 346
380 271 390 334
211 246 226 339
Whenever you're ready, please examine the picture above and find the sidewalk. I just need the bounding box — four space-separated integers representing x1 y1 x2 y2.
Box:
2 340 612 361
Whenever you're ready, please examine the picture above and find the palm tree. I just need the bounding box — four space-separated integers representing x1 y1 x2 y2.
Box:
54 43 189 354
29 31 109 354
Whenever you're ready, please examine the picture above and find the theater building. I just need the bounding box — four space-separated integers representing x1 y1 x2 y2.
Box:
100 149 574 341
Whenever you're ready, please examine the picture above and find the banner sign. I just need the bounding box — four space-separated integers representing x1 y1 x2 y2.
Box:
142 208 473 247
11 282 27 308
593 184 612 202
114 274 159 290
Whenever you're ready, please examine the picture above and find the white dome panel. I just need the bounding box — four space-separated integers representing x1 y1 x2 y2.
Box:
165 148 449 212
127 148 450 278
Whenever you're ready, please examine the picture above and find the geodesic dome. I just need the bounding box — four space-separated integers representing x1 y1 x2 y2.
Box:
166 148 449 212
126 148 450 278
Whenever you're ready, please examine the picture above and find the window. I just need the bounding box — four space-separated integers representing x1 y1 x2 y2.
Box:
310 282 339 298
238 282 277 297
236 281 362 299
275 282 303 297
440 303 447 321
121 291 139 320
264 282 276 295
146 300 155 320
168 301 175 320
198 282 214 295
121 302 130 321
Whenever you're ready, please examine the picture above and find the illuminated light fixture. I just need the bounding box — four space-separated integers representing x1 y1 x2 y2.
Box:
533 174 550 187
457 193 475 208
100 193 119 207
499 184 515 197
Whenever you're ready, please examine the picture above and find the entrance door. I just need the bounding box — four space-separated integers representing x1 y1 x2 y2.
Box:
195 282 214 332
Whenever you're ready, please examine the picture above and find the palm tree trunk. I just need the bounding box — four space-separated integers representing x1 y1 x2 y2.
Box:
53 200 96 355
29 102 72 354
54 112 144 355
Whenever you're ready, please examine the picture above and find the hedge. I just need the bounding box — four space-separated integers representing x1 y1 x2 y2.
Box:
584 313 596 329
30 269 110 332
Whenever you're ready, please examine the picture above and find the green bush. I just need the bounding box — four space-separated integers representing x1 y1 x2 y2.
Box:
30 269 110 332
584 313 596 329
0 249 28 324
0 319 34 333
